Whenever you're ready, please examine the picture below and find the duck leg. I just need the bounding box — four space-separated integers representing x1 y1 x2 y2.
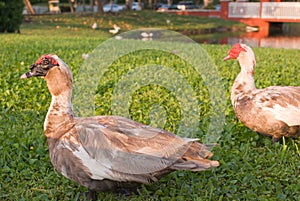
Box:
79 190 98 201
115 188 133 196
272 136 282 143
87 190 98 201
255 131 282 143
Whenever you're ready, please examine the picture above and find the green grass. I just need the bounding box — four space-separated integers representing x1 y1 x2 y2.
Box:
1 11 300 200
21 10 244 38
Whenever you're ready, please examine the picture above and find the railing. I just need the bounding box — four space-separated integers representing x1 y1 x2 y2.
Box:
262 2 300 19
228 2 260 18
228 2 300 20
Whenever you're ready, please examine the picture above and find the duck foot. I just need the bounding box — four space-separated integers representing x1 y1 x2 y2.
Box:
78 190 98 201
115 188 133 196
272 136 282 144
256 132 282 144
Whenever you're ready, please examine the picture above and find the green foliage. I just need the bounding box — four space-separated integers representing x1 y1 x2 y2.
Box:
1 13 300 201
0 0 23 33
204 4 216 10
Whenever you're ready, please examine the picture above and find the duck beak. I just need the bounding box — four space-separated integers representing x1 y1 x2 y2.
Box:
223 55 231 61
20 64 49 79
21 64 36 79
20 71 33 79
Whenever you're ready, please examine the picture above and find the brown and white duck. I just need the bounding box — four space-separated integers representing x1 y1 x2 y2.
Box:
21 54 219 200
224 43 300 142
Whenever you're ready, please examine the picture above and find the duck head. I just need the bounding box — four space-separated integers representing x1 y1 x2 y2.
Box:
21 54 60 78
21 54 73 96
224 43 256 75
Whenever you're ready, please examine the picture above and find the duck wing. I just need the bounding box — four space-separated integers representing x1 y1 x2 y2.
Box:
73 116 204 183
254 86 300 126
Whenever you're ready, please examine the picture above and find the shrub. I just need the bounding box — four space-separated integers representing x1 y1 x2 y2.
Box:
0 0 23 33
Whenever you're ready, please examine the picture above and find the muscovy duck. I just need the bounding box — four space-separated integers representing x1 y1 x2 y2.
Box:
21 54 219 200
224 43 300 142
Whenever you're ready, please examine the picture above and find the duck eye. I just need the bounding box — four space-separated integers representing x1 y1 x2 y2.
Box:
30 64 36 70
43 59 49 65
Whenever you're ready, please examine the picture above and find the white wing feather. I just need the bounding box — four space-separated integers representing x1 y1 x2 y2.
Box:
262 103 300 126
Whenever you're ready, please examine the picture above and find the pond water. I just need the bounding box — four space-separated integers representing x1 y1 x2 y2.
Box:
186 23 300 50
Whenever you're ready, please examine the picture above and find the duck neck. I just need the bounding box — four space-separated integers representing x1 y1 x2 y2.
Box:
231 61 256 106
44 90 75 138
43 66 75 139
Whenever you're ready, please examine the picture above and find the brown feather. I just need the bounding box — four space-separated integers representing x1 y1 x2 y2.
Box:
226 44 300 141
22 54 219 197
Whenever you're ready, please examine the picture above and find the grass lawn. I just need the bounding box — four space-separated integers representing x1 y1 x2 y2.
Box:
1 11 300 200
21 10 244 37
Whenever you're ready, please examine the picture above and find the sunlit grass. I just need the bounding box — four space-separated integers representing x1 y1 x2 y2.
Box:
1 11 300 200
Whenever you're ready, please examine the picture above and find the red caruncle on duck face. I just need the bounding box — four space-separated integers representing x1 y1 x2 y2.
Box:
224 43 247 61
20 54 59 79
35 54 58 66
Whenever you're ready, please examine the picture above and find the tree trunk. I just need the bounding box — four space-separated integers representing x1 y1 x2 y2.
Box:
23 0 35 14
148 0 152 9
153 0 157 10
126 0 133 10
90 0 94 12
109 0 113 11
96 0 104 14
82 0 86 12
203 0 212 8
68 0 75 13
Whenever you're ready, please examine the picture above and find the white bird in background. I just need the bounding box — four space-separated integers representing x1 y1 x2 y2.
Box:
141 32 153 41
245 26 259 32
115 35 123 40
166 19 171 25
82 53 89 60
109 24 120 35
141 32 153 38
91 22 97 30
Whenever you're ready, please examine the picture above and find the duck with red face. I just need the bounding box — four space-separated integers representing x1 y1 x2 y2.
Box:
21 54 219 200
224 43 300 142
21 55 59 78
